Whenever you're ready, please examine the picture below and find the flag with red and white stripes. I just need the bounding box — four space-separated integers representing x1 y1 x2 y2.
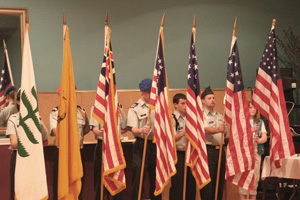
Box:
92 26 126 195
252 24 295 170
149 25 177 196
0 50 13 111
185 27 211 189
225 36 255 190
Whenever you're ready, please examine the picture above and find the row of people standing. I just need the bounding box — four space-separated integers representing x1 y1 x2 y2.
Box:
3 79 267 200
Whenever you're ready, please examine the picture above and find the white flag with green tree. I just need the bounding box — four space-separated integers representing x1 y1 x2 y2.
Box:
15 24 48 200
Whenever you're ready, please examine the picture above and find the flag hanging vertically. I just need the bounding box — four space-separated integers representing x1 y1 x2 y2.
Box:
252 20 295 170
92 24 126 195
225 35 255 190
0 52 13 110
185 24 211 190
149 16 177 196
15 25 48 200
57 23 83 200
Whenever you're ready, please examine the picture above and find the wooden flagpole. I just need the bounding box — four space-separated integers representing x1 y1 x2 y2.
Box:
138 14 165 200
214 17 237 200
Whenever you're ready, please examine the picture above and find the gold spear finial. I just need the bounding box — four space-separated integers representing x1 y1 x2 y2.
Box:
105 11 108 25
272 19 276 27
63 10 66 25
233 17 237 37
3 39 7 51
193 14 196 28
161 13 165 27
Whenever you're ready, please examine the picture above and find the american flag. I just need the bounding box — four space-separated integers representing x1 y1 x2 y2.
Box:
92 26 126 195
0 53 13 110
252 24 295 169
225 36 255 190
149 25 177 196
185 28 210 189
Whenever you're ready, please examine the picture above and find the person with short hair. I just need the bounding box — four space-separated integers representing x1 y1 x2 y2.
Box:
200 86 226 200
169 93 196 200
6 90 49 200
127 78 161 200
90 103 127 200
0 85 17 127
49 86 89 200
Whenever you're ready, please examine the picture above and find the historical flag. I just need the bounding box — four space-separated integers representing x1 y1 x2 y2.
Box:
185 26 210 190
149 22 177 196
225 36 255 190
252 22 295 170
0 49 13 110
92 25 126 195
15 25 48 200
57 24 83 200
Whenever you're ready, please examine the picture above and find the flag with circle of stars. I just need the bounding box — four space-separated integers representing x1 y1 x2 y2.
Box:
225 36 254 190
252 26 295 170
0 54 13 110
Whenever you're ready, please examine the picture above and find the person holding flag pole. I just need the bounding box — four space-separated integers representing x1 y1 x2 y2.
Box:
91 12 126 200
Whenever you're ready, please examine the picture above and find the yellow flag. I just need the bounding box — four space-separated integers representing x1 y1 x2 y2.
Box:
57 25 83 200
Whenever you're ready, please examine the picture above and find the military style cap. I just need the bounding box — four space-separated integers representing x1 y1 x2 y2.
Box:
139 78 152 91
4 85 16 96
201 86 214 99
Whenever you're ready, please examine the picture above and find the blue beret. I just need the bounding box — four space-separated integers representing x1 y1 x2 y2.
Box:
4 85 16 96
139 78 152 91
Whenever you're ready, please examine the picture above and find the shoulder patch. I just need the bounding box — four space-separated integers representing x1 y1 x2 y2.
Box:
52 106 58 111
130 103 138 108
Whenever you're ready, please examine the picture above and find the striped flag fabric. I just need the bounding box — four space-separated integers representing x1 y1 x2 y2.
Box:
225 36 255 190
57 24 83 200
149 23 177 196
0 50 13 110
252 23 295 170
185 27 211 189
92 26 126 195
15 25 48 200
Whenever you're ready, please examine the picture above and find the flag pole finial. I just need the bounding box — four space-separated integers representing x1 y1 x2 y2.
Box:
193 14 196 28
161 13 165 27
272 19 276 27
232 17 237 37
63 10 67 25
3 39 7 51
105 11 108 25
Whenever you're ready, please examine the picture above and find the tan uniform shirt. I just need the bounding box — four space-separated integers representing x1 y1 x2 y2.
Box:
127 98 155 140
202 107 225 146
49 106 89 148
173 110 186 151
89 104 127 140
0 102 16 127
6 112 49 150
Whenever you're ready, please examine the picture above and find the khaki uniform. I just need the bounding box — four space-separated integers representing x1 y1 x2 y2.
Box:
90 104 126 200
6 112 49 200
170 110 196 200
0 102 16 127
49 105 89 200
127 98 155 140
89 104 127 140
49 105 89 148
201 107 226 200
127 98 160 200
